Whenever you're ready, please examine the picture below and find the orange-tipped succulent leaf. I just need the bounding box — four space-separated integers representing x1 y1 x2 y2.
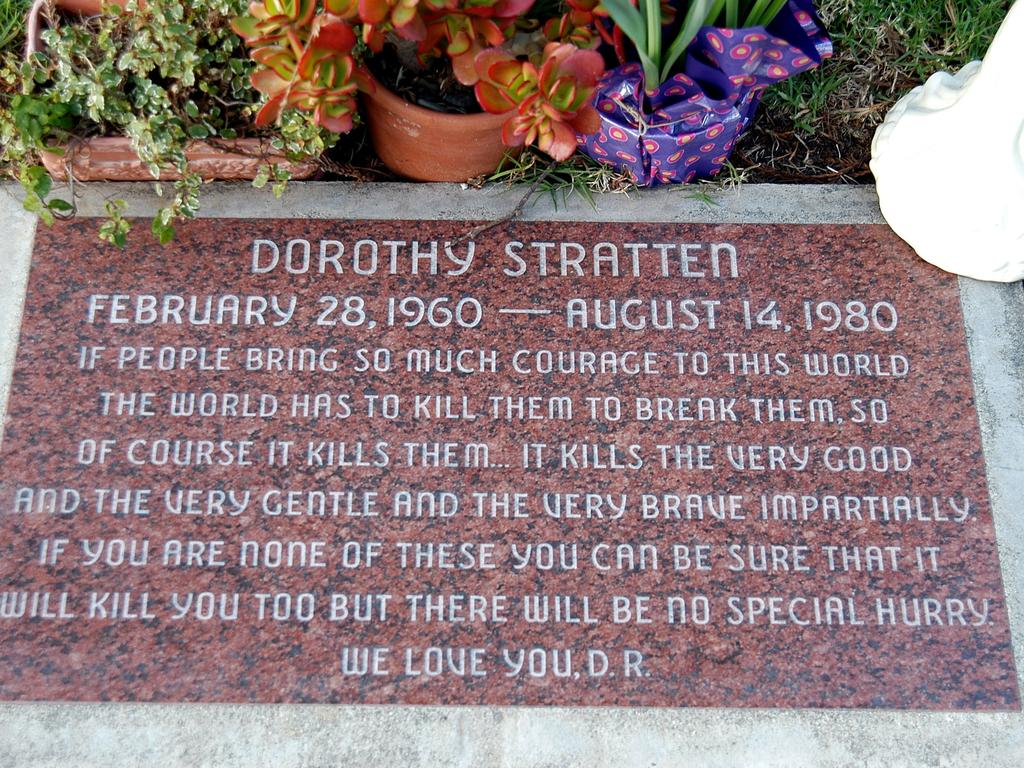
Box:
473 41 604 160
570 105 601 134
254 93 287 126
540 119 578 161
324 0 359 17
315 102 355 133
251 56 294 90
358 0 392 24
237 3 369 135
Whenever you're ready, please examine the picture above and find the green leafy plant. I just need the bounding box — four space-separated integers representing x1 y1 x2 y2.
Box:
600 0 710 91
486 144 635 207
18 163 74 224
600 0 793 92
704 0 791 28
2 0 335 244
0 1 30 175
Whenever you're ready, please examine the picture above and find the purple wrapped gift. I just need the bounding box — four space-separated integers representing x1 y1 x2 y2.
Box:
580 0 833 185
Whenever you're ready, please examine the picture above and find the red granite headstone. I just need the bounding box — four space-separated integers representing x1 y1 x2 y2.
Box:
0 219 1017 708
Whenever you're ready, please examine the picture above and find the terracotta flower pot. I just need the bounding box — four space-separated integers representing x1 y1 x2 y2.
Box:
361 73 513 182
39 136 317 182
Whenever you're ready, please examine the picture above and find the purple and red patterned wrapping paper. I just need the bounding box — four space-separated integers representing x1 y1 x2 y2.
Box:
580 0 833 185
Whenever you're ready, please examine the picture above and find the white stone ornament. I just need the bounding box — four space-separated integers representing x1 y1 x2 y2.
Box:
870 0 1024 282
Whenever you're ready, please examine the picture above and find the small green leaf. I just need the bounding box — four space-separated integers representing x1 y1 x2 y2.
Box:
22 195 45 215
253 165 271 189
151 217 175 245
48 199 74 213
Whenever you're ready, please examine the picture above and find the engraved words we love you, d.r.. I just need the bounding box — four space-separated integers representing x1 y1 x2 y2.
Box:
0 219 1017 709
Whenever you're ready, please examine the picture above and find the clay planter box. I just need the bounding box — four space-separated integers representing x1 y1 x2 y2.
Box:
25 1 316 183
56 0 133 12
361 73 512 182
39 137 317 182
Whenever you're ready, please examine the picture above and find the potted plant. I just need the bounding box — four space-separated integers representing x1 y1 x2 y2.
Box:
232 0 829 184
233 0 606 181
356 0 534 180
6 0 338 243
582 0 832 184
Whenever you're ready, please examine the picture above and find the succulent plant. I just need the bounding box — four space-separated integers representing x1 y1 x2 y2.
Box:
542 10 600 50
359 0 535 85
236 0 608 161
423 0 536 84
358 0 452 43
474 41 603 161
233 0 372 133
543 0 607 49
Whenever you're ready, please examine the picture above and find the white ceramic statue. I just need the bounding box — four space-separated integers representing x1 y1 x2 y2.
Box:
870 0 1024 282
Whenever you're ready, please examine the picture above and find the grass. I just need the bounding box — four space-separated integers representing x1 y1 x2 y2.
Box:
485 148 636 208
739 0 1014 181
0 0 28 52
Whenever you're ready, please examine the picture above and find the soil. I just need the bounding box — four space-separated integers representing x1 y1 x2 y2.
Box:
733 107 878 184
366 44 481 115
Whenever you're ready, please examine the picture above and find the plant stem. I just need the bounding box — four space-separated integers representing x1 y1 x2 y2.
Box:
744 0 772 27
644 0 661 78
705 0 727 26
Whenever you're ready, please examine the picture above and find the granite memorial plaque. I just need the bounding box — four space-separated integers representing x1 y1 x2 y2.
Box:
0 218 1017 709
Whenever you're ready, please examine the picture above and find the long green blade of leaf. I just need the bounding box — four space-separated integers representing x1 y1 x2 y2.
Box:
636 50 661 93
744 0 772 26
660 0 712 85
644 0 661 72
759 0 790 27
726 0 738 28
600 0 647 52
704 0 727 26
